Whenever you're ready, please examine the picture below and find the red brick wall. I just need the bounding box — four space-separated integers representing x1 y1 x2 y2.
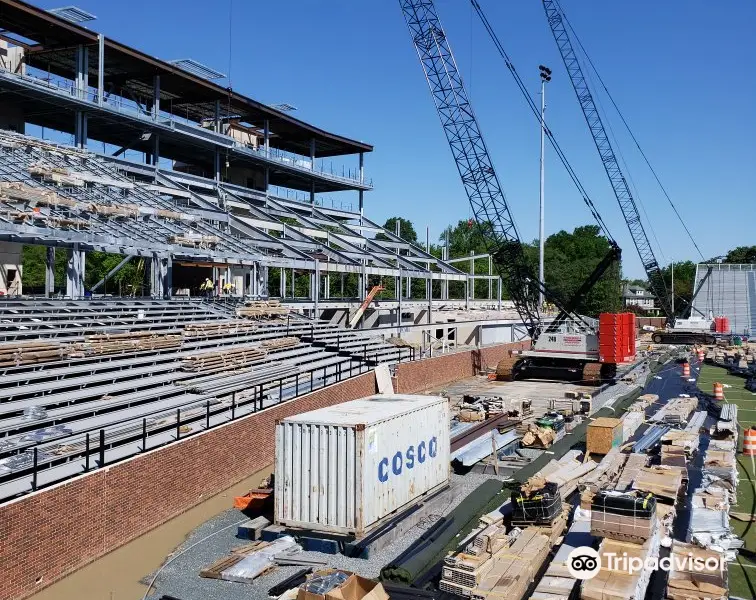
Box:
636 316 665 329
394 341 530 393
0 342 526 600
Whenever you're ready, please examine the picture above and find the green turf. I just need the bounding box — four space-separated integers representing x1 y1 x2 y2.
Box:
697 363 756 410
698 364 756 597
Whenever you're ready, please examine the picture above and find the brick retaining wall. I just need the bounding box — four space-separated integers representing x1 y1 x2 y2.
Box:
0 341 527 600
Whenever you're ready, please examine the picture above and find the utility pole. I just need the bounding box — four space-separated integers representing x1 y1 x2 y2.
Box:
538 65 551 308
671 260 675 316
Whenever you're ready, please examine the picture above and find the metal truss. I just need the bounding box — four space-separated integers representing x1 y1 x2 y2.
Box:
399 0 541 335
543 0 672 321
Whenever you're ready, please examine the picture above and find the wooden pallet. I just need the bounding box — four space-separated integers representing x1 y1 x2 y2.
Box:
199 554 243 579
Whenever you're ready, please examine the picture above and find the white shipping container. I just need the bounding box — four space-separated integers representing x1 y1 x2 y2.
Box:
275 394 450 536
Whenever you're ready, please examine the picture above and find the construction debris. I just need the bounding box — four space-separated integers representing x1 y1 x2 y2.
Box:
520 423 557 448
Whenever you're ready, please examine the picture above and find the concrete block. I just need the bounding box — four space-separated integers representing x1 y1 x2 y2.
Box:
236 516 271 540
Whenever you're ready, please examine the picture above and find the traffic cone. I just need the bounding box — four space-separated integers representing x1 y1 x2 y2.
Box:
713 382 724 401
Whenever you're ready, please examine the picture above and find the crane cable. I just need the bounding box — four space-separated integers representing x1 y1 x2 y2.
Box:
556 0 706 262
582 59 668 265
470 0 616 245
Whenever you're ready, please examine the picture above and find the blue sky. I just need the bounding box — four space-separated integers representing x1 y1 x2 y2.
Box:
37 0 755 277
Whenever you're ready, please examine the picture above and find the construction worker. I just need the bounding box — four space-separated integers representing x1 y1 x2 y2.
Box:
200 277 213 298
222 281 235 296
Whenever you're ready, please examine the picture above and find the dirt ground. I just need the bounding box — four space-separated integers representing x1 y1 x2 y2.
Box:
28 465 273 600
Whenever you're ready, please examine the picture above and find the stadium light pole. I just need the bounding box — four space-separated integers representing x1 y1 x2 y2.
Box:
538 65 552 308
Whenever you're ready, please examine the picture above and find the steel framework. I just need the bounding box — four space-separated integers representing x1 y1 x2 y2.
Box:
399 0 543 337
543 0 672 321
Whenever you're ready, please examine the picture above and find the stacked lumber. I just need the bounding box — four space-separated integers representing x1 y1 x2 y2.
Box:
0 340 69 367
27 163 85 186
471 528 551 600
236 300 289 319
666 542 727 600
649 396 698 424
155 208 185 220
528 450 598 498
631 466 684 502
613 453 648 491
0 181 77 207
182 320 258 338
583 527 660 600
578 448 627 502
168 233 219 248
8 210 90 229
181 345 267 372
260 337 298 350
87 202 140 218
70 333 181 357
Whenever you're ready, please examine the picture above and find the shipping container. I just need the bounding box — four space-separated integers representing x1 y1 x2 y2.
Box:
275 394 450 536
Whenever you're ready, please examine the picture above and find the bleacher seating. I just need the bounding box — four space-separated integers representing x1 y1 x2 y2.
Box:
0 298 412 500
692 264 754 336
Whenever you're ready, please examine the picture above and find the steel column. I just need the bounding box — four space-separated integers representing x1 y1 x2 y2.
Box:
153 75 161 120
45 246 55 297
97 34 104 106
65 244 85 298
313 259 320 318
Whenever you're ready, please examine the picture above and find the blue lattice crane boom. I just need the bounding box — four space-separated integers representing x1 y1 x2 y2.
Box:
399 0 621 382
542 0 674 322
399 0 544 339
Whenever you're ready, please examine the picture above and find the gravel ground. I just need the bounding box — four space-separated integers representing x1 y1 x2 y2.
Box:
148 472 502 600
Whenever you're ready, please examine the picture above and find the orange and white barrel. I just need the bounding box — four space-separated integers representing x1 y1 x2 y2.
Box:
713 382 724 401
697 349 705 361
743 428 756 456
682 362 691 377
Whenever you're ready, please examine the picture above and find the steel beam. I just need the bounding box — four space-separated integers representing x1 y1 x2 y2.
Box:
91 255 133 292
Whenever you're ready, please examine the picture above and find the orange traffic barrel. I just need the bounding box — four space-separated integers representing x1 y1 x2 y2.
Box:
744 428 756 456
682 362 691 377
697 349 705 361
713 382 724 401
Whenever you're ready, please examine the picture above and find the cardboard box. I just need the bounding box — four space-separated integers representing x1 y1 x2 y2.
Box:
298 573 388 600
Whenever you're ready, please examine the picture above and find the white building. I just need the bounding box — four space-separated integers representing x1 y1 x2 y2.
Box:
623 284 655 311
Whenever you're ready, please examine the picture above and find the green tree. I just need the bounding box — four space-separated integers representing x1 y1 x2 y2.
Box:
377 217 418 244
660 260 696 317
722 246 756 264
541 225 621 316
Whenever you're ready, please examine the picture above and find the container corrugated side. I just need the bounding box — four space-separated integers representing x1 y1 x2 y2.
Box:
275 395 450 535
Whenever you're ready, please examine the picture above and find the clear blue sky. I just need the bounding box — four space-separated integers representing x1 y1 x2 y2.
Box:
37 0 755 277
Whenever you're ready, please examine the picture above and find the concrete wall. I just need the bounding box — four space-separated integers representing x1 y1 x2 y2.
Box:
0 42 25 134
0 342 527 600
0 241 22 295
